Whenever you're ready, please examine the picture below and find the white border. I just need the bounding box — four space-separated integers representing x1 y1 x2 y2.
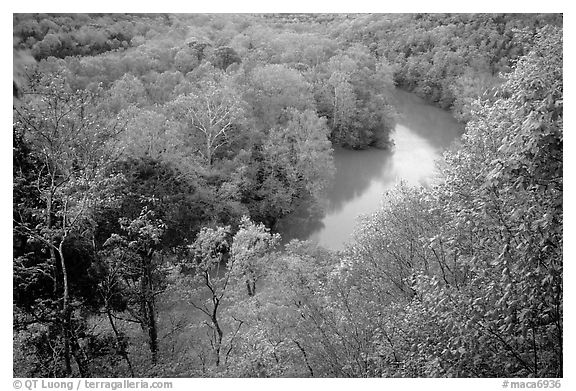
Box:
3 5 572 390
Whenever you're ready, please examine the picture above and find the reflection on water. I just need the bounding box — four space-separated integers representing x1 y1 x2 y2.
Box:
278 90 463 250
275 197 326 243
392 90 463 149
327 147 394 214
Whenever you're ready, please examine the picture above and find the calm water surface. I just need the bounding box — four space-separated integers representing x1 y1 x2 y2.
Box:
278 90 463 251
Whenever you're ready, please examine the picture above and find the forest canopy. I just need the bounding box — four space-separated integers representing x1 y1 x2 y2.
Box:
13 13 562 378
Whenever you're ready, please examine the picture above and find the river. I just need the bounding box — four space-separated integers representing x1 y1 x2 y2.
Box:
277 90 464 251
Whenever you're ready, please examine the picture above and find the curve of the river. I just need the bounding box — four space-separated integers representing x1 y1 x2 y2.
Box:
278 90 464 251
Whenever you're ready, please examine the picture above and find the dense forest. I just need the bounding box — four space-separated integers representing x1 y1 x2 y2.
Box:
13 13 562 378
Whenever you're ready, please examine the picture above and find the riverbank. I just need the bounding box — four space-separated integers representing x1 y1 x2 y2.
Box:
278 90 463 250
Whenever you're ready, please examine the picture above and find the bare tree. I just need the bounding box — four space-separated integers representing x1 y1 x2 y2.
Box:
14 70 124 376
168 80 243 167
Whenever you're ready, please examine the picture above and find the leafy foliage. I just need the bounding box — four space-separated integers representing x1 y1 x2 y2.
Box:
13 13 562 378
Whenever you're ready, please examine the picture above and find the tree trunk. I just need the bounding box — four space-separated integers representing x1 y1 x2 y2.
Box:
140 256 158 364
46 190 58 295
58 236 72 376
212 315 223 367
211 299 223 366
147 295 159 364
294 340 314 377
70 333 89 377
206 142 213 168
106 307 135 377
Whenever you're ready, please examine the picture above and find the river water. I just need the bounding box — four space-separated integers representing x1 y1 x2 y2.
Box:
277 90 463 251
